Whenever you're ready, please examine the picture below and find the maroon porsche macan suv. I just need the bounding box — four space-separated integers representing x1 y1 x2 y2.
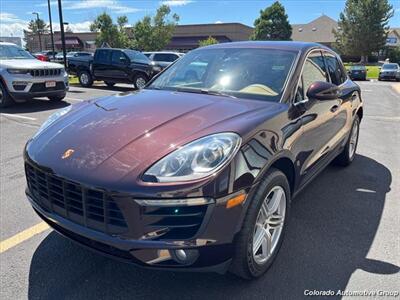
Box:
24 42 363 279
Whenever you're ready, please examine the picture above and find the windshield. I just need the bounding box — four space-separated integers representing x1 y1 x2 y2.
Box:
351 66 366 70
148 48 297 102
382 64 399 70
0 44 34 59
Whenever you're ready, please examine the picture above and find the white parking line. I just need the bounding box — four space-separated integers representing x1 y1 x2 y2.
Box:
0 113 37 121
65 97 84 102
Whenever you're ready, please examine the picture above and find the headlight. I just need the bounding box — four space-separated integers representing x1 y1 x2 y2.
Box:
33 106 71 138
143 132 241 182
7 69 29 74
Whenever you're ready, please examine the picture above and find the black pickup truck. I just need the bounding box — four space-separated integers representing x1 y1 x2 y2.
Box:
68 48 159 89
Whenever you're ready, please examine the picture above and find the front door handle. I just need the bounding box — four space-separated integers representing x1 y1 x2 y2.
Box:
330 105 339 113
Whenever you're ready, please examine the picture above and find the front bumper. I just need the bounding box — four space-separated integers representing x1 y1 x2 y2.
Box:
24 158 254 272
379 73 400 80
3 71 68 100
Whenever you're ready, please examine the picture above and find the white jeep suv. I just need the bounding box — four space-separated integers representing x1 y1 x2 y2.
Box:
0 42 68 108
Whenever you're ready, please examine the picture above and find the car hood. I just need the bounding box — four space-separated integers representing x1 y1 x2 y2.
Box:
26 89 285 190
0 59 63 69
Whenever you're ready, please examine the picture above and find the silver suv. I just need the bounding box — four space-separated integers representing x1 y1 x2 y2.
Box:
0 42 68 108
143 51 184 70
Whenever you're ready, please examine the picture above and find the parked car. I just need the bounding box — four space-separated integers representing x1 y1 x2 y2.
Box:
53 51 93 64
0 42 68 108
144 51 184 70
348 65 367 80
24 41 363 279
68 48 156 89
33 52 50 61
378 63 400 81
34 50 58 61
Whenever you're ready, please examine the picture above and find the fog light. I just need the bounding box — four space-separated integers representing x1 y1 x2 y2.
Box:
170 249 199 265
175 249 187 261
12 81 29 86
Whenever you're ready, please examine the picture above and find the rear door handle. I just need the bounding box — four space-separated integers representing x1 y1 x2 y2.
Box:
330 105 339 113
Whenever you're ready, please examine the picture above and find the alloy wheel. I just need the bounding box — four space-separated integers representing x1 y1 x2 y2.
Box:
80 73 89 85
136 77 147 89
252 186 286 265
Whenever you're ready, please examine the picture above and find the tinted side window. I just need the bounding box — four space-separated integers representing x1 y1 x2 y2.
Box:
95 50 111 63
134 52 150 64
154 53 178 62
111 50 126 63
325 54 346 85
301 51 328 99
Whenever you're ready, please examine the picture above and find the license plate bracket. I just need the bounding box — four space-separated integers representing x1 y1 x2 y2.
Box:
45 81 56 88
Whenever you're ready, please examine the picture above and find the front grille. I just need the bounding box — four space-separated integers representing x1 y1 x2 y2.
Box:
25 162 128 235
30 82 65 92
30 69 62 77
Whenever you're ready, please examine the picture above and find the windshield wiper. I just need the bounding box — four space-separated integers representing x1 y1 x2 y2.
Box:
171 87 237 99
201 89 237 99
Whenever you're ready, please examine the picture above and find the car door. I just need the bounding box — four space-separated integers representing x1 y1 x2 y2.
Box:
323 51 353 153
93 49 111 79
293 50 343 186
109 50 130 81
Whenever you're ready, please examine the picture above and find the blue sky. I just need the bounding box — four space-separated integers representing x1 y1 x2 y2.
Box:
1 0 399 37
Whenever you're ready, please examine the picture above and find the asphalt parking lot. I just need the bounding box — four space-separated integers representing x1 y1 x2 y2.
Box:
0 81 399 299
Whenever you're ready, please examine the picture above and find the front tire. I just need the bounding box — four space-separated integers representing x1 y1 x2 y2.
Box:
230 168 290 279
334 115 360 166
133 74 148 90
0 81 14 108
78 71 93 87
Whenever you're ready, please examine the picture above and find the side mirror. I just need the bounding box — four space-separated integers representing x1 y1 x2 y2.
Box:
306 81 340 101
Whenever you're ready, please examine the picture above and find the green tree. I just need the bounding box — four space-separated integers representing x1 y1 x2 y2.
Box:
131 5 179 51
251 1 292 41
386 46 400 64
90 12 131 48
24 18 49 51
27 18 49 34
198 36 219 47
334 0 394 62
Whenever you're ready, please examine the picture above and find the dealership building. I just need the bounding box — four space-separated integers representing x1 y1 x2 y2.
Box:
25 16 340 53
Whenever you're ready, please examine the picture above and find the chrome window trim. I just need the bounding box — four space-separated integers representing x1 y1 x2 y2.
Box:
279 50 301 103
292 48 329 106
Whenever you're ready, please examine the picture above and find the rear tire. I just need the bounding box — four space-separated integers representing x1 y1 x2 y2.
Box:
78 71 93 87
0 81 14 108
133 74 148 90
230 168 290 279
105 81 115 87
333 115 360 166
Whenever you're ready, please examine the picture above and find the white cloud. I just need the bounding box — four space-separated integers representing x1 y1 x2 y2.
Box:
62 0 140 14
0 13 27 37
160 0 194 7
215 20 223 24
0 12 25 23
52 21 92 32
36 0 140 13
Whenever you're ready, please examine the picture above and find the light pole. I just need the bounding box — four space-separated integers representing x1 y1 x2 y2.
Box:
57 0 67 66
32 12 42 52
47 0 55 59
